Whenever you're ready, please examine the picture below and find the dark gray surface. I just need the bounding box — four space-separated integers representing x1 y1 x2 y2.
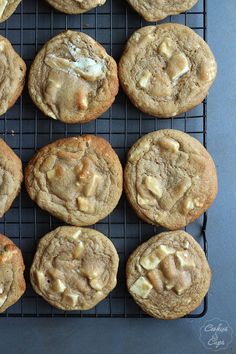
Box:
0 0 236 353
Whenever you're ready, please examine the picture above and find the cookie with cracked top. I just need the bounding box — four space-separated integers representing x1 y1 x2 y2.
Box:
119 24 217 118
46 0 106 15
127 0 198 22
25 135 123 226
126 230 211 319
30 226 119 311
0 233 26 313
0 35 26 116
0 139 23 218
28 30 119 124
124 129 218 230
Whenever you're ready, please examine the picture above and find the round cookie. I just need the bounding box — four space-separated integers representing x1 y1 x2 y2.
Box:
127 0 198 22
124 130 218 230
28 30 119 124
0 0 21 23
126 230 211 319
0 139 23 218
0 234 26 313
0 35 26 116
30 226 119 311
46 0 106 14
25 135 123 226
119 24 217 118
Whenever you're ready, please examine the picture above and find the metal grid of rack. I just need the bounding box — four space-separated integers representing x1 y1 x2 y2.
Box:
0 0 208 317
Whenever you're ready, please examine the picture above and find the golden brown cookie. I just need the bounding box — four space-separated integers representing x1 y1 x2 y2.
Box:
126 230 211 319
0 139 23 218
0 0 21 23
0 233 26 313
46 0 106 14
127 0 198 22
124 130 218 230
119 24 217 118
28 30 119 124
0 35 26 116
30 226 119 311
25 135 123 226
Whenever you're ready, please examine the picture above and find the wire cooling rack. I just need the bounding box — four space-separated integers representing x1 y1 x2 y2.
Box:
0 0 209 318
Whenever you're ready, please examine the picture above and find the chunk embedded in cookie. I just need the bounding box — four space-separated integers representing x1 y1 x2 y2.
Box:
30 226 119 311
28 30 119 124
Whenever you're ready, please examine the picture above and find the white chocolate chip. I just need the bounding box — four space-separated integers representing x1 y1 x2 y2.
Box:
140 245 175 270
52 279 66 293
77 197 95 214
157 38 175 59
84 174 102 197
158 137 180 152
0 0 8 18
63 292 79 307
0 295 7 307
0 285 3 294
184 198 195 211
0 41 5 51
73 241 84 259
130 276 153 299
89 278 104 291
138 70 152 89
35 271 46 287
144 176 163 198
194 198 204 208
70 229 81 240
129 142 150 162
183 240 190 250
175 251 195 270
46 169 55 180
166 53 190 82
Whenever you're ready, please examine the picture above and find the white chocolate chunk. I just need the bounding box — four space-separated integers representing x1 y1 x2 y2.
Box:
129 142 150 162
184 198 195 211
140 245 175 270
157 38 175 59
166 53 190 82
73 241 84 259
35 271 46 287
84 174 102 197
130 276 153 299
46 169 55 180
138 70 152 89
52 279 66 293
158 137 180 152
144 176 163 198
194 198 204 208
45 54 105 82
0 41 5 51
175 251 195 270
90 278 104 291
0 295 7 307
63 292 79 307
0 285 3 294
77 197 95 214
70 229 81 240
183 240 190 250
0 0 8 18
137 194 153 208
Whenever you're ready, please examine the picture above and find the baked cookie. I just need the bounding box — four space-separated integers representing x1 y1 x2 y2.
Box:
46 0 106 14
30 226 119 311
119 24 217 118
0 139 23 218
0 0 21 23
0 233 26 313
126 230 211 319
127 0 198 22
124 130 218 230
28 30 119 124
0 35 26 116
25 135 123 226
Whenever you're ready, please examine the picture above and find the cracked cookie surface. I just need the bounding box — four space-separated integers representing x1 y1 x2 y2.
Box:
0 234 25 313
25 135 123 226
127 0 198 22
30 226 119 310
0 35 26 116
0 139 23 218
46 0 106 14
124 129 218 230
119 24 217 118
28 30 119 124
126 230 211 319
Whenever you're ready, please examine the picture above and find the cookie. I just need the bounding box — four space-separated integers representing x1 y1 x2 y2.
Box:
25 135 123 226
127 0 198 22
0 234 26 313
126 230 211 319
46 0 106 14
0 139 23 218
0 0 21 23
30 226 119 311
119 24 217 118
0 35 26 116
124 130 218 230
28 30 119 124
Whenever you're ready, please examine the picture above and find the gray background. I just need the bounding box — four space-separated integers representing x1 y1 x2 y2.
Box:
0 0 235 353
